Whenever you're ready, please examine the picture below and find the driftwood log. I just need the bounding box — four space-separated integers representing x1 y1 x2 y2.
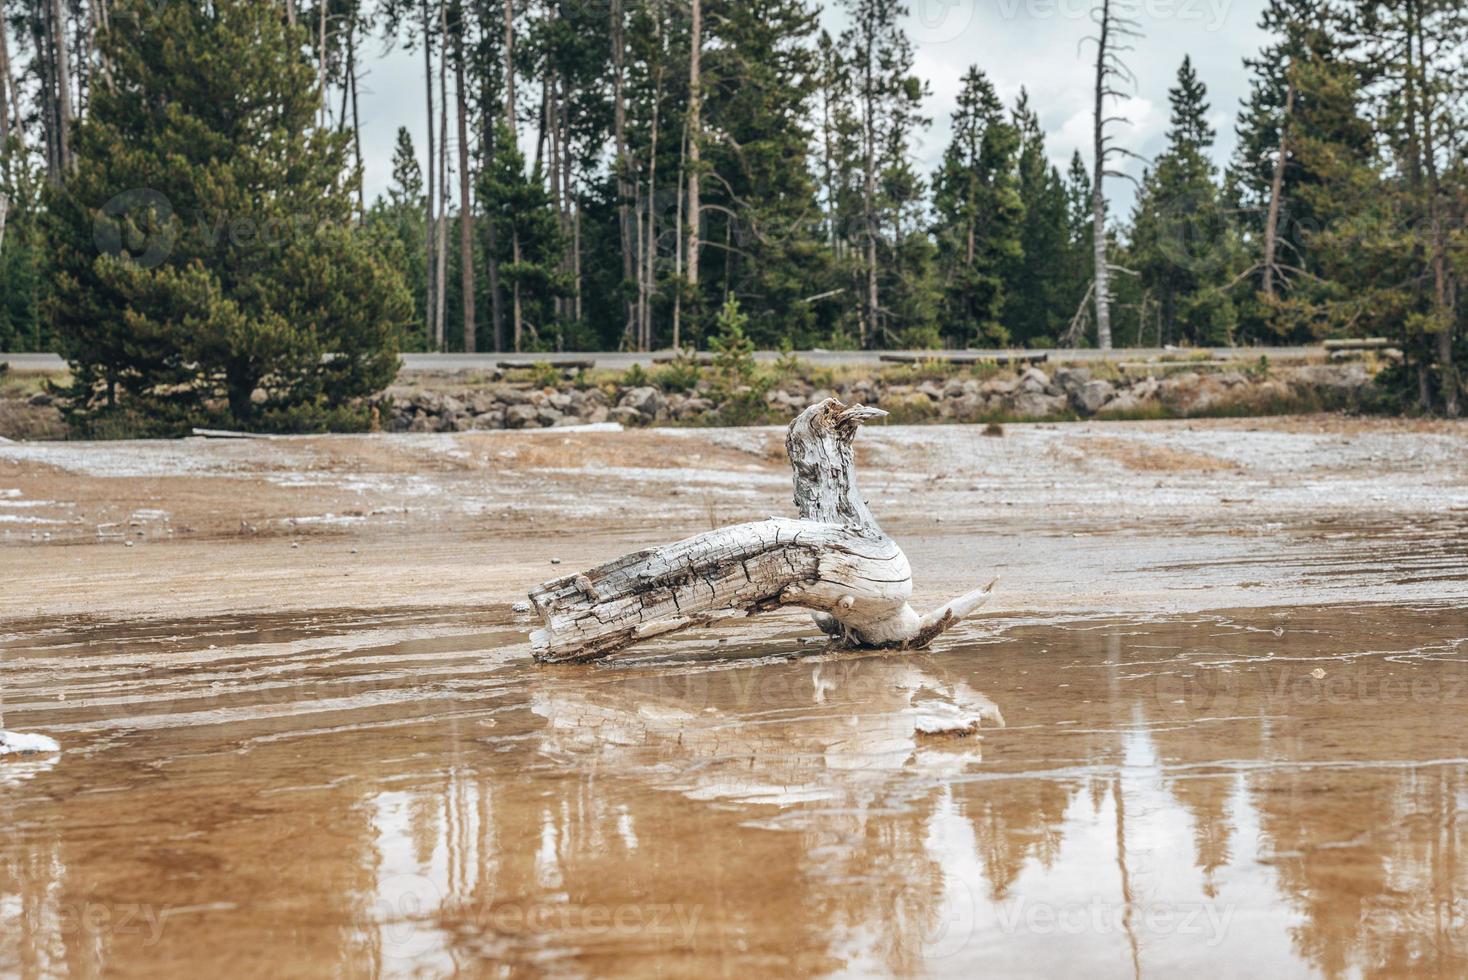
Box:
528 399 995 663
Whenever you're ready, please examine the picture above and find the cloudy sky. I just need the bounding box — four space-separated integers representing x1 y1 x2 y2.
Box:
354 0 1268 215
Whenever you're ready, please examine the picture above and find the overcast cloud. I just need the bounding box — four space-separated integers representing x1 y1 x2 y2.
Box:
354 0 1268 217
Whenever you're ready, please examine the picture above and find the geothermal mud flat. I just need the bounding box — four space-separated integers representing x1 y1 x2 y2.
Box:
3 415 1468 977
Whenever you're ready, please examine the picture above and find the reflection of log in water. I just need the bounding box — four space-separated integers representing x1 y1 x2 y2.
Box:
531 656 1004 815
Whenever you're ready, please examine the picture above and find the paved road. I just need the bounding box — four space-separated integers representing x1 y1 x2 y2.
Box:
3 347 1319 375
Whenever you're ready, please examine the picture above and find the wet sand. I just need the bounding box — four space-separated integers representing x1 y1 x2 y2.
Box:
3 416 1468 977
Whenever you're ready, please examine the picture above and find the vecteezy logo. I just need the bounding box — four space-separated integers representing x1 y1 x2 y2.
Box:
372 873 444 960
94 188 177 270
908 0 976 44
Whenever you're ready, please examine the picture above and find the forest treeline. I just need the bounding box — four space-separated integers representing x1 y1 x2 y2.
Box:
0 0 1463 429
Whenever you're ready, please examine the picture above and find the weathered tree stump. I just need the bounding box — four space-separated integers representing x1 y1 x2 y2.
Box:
528 399 995 663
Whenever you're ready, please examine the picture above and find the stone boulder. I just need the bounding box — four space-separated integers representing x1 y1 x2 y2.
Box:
1070 379 1116 415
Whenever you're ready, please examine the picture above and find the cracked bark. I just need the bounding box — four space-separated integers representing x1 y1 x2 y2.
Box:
528 400 996 664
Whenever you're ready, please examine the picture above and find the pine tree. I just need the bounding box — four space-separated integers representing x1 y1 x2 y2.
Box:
1004 90 1072 347
0 146 44 351
931 67 1022 346
700 0 828 348
837 0 931 347
45 0 411 434
367 127 430 351
1128 56 1240 345
478 118 567 351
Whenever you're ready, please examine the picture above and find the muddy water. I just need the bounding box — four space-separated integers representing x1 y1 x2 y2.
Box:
3 603 1468 978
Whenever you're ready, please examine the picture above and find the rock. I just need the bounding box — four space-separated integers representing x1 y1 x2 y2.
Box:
1018 367 1051 393
1294 362 1373 397
980 377 1016 398
1099 391 1144 415
408 414 436 433
1129 376 1162 400
1053 367 1092 393
916 381 945 401
472 411 505 430
470 392 500 414
949 393 990 423
549 391 575 411
536 407 565 427
1071 379 1116 415
609 406 644 426
505 404 541 429
439 395 466 416
583 405 610 425
449 414 474 432
619 386 667 419
27 392 54 407
1009 391 1068 419
498 386 535 406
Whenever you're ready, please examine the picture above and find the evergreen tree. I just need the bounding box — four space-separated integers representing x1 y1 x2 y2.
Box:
1004 89 1072 346
478 118 567 351
701 0 830 348
367 126 430 351
931 67 1022 346
1128 56 1241 345
0 138 44 351
1297 0 1466 412
836 0 932 347
45 0 410 434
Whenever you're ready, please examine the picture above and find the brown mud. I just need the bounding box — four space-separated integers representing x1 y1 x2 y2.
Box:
3 415 1468 977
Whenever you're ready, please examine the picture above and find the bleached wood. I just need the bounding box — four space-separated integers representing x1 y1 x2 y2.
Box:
528 399 995 663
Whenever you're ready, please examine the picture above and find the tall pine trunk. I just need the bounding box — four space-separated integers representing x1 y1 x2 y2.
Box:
347 14 366 216
1260 75 1294 300
860 18 877 348
681 0 702 350
422 0 437 351
434 0 449 351
503 0 523 352
51 0 72 172
454 26 475 353
480 63 506 353
1090 0 1113 350
0 17 13 144
611 0 635 348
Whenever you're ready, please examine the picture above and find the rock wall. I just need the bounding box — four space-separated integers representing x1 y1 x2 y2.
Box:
385 361 1381 432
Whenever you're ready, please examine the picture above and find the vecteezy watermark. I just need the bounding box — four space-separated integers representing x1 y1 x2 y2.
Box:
371 873 702 960
994 897 1235 946
94 188 176 270
908 0 978 44
991 0 1232 31
8 902 168 947
457 901 704 944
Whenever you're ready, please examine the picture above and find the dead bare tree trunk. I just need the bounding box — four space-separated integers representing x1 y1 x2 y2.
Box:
1089 0 1112 350
1261 75 1294 300
1086 0 1138 351
0 192 9 255
528 400 996 663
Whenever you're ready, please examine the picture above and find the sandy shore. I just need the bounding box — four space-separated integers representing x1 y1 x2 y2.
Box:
4 414 1466 626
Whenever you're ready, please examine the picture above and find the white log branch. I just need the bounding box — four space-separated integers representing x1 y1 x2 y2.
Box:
528 399 995 663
